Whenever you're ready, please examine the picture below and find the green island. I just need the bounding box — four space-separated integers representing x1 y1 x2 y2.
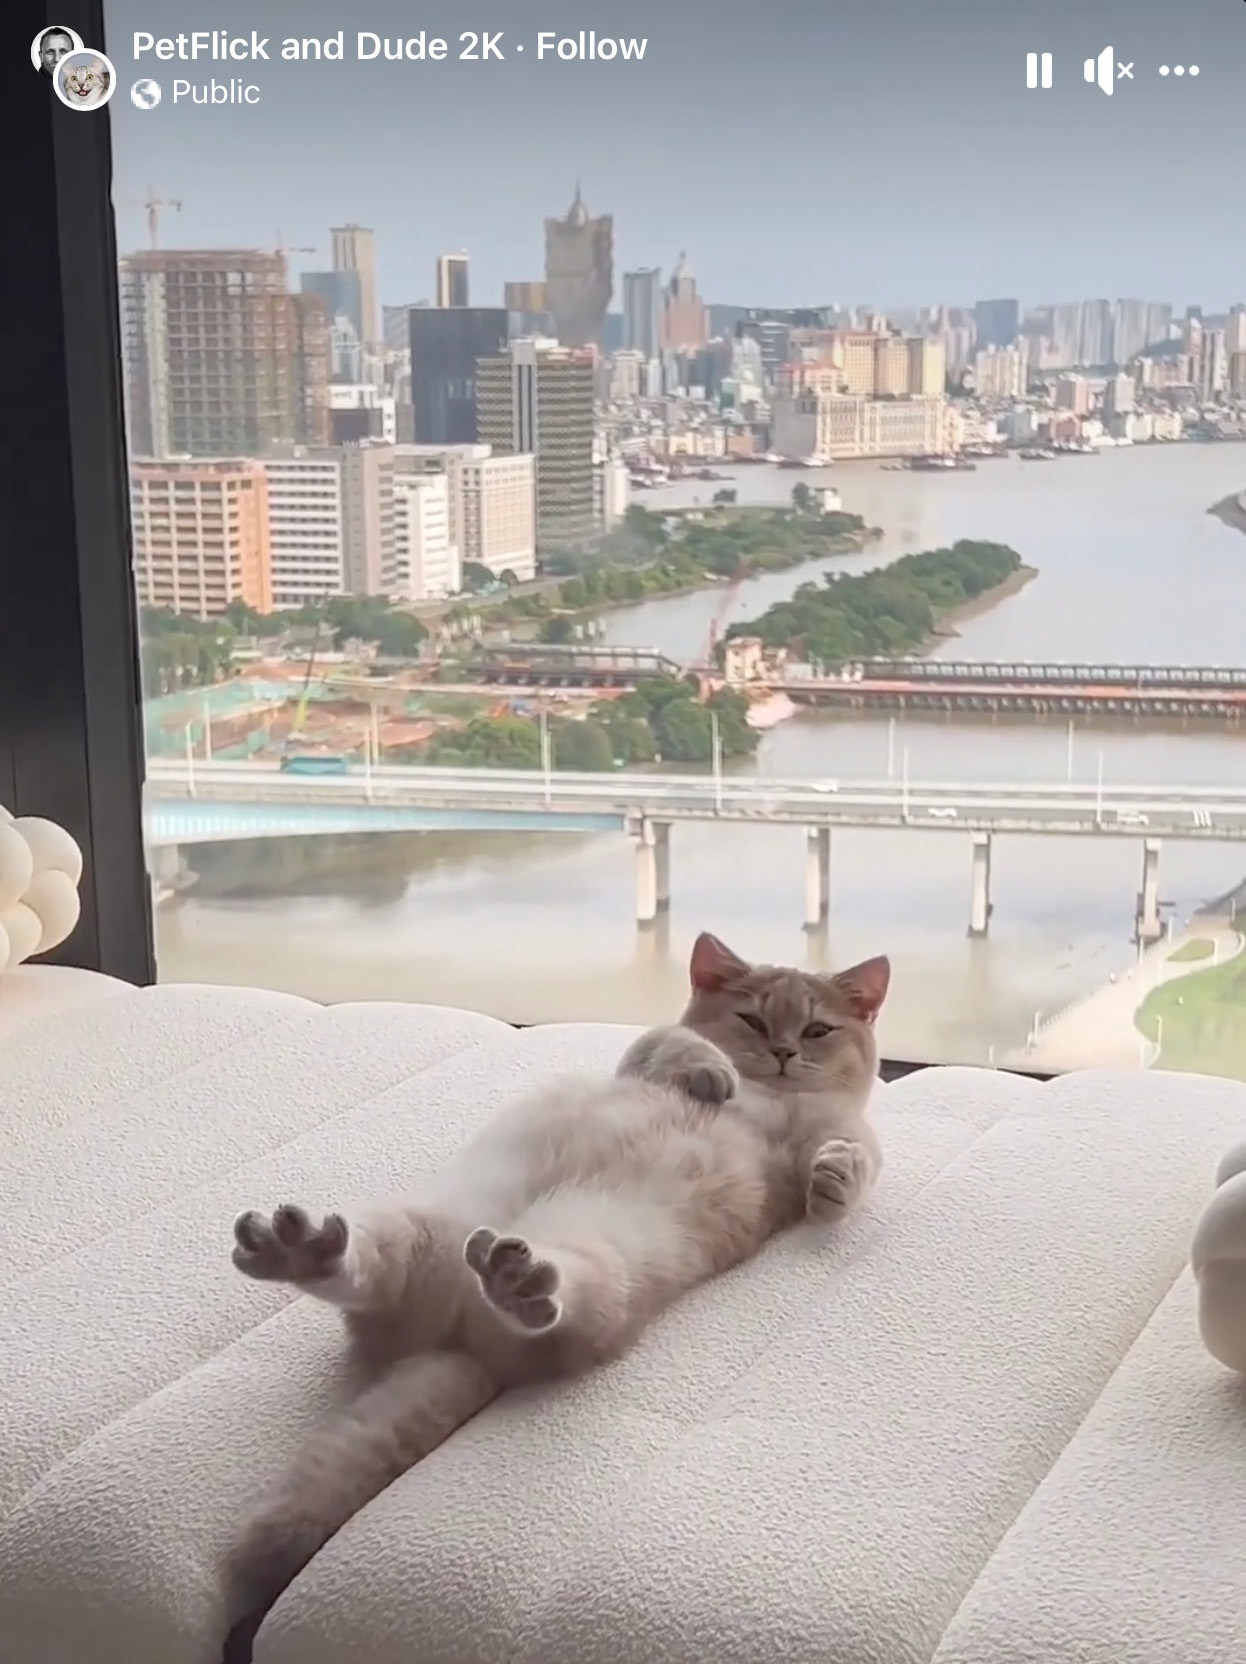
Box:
723 539 1028 664
1136 944 1246 1081
457 492 878 643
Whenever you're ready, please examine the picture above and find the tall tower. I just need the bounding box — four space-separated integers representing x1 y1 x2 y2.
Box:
623 268 662 359
408 307 509 444
435 252 470 308
663 254 708 352
543 185 613 349
331 224 378 348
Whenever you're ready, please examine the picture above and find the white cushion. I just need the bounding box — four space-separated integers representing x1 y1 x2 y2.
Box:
0 982 1243 1664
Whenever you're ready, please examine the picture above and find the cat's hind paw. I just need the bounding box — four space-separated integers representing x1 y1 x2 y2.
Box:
806 1139 873 1220
232 1204 349 1284
464 1227 562 1333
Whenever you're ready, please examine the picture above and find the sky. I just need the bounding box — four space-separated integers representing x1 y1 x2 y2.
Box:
99 0 1246 314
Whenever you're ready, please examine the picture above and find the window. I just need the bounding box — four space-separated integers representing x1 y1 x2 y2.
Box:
20 0 1246 1085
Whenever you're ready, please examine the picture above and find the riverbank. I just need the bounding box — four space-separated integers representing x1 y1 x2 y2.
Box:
926 563 1039 644
1209 491 1246 536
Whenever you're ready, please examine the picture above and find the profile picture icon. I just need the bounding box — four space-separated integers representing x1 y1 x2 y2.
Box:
54 50 116 111
31 24 83 76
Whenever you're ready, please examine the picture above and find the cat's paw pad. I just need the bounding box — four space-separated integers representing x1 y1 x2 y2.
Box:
231 1204 349 1283
464 1227 562 1333
807 1139 872 1219
675 1058 739 1106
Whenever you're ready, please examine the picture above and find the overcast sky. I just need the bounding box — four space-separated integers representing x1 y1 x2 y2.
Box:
103 0 1244 313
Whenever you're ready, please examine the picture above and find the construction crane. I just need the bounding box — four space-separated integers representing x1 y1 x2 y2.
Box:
273 233 316 279
144 187 182 249
687 565 748 673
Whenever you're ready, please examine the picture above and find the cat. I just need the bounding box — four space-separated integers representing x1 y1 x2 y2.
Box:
220 932 889 1659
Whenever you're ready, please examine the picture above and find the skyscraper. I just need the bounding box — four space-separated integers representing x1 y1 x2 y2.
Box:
301 269 363 347
477 340 596 550
623 268 662 359
973 298 1020 351
409 307 509 444
120 249 329 457
331 224 378 348
435 253 470 308
663 255 708 352
544 186 613 349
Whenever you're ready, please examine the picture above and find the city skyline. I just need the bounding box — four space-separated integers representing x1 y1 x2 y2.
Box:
106 0 1243 309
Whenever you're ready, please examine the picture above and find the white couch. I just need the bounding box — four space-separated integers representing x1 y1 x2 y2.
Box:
2 970 1244 1664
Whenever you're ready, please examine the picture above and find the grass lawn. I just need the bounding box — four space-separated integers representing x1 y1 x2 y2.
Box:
1168 937 1216 963
1135 949 1246 1081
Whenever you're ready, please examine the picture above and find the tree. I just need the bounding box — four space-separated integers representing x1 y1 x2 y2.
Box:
550 718 614 771
539 614 576 644
791 482 814 515
652 698 714 763
461 562 495 593
711 488 738 505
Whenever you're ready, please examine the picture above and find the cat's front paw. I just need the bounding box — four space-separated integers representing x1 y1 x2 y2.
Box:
464 1227 562 1333
807 1139 873 1220
232 1204 349 1284
673 1057 739 1106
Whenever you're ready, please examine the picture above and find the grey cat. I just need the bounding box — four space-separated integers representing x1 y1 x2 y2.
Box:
221 932 889 1656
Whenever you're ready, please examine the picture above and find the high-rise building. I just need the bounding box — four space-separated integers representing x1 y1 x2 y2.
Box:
504 281 548 314
339 441 395 594
120 250 330 458
391 471 459 599
408 307 509 445
330 224 378 348
1078 300 1113 368
1146 302 1175 350
544 186 613 348
130 458 272 619
1227 305 1246 357
623 268 662 359
663 255 708 352
974 298 1020 351
477 339 596 549
395 445 537 581
1111 299 1151 366
973 345 1027 401
301 269 364 348
435 253 470 308
261 449 348 607
1055 374 1093 415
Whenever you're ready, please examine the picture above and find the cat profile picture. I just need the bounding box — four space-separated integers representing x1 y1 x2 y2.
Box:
53 50 116 111
30 25 83 76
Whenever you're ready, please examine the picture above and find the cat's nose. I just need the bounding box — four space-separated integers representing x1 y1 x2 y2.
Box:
771 1045 797 1064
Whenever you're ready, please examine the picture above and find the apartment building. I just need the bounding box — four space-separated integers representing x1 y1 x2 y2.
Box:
130 458 271 619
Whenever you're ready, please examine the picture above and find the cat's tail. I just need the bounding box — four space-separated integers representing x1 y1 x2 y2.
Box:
221 1351 497 1660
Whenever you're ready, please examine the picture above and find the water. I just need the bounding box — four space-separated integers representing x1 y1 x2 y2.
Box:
155 445 1246 1067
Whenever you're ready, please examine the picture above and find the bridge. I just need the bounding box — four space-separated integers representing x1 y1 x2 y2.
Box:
145 758 1246 942
461 644 682 690
776 659 1246 721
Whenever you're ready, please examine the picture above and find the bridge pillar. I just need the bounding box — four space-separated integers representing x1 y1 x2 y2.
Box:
1137 838 1163 945
653 820 672 913
149 843 191 903
968 831 993 938
804 826 831 930
634 818 659 927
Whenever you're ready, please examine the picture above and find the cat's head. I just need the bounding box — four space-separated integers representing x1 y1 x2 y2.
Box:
682 932 889 1094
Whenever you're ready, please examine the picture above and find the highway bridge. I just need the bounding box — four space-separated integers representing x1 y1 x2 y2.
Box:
145 758 1246 941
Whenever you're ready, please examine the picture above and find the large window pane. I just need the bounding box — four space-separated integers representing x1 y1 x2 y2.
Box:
98 0 1246 1078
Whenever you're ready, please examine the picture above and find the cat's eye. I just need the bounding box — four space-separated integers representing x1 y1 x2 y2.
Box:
802 1021 836 1039
738 1012 768 1036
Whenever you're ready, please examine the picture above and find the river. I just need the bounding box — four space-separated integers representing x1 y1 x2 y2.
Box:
156 444 1246 1069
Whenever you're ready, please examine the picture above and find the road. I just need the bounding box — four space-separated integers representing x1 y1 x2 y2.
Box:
144 758 1246 839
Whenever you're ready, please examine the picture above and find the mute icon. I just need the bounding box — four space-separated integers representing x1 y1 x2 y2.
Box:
1084 46 1132 94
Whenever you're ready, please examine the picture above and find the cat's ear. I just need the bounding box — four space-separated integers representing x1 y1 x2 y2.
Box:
832 955 891 1023
690 932 750 992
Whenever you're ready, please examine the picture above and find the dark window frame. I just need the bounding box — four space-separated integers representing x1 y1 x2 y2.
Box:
2 0 154 984
1 2 1050 1082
